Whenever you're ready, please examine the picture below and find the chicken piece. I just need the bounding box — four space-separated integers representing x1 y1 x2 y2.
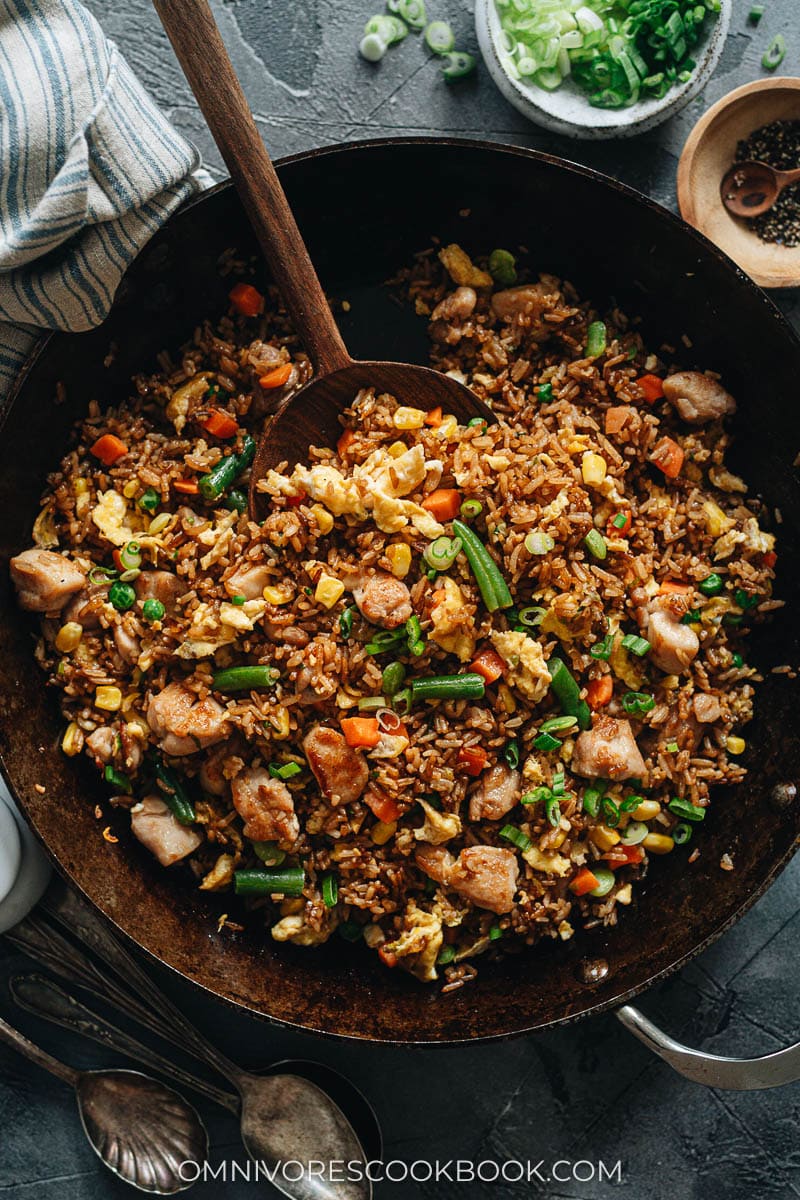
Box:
86 727 116 765
271 912 332 947
130 795 202 867
113 621 140 665
135 570 186 614
490 281 560 339
468 764 520 821
382 902 443 982
692 693 722 724
415 844 519 915
147 682 229 756
225 563 273 601
571 716 646 782
489 629 551 702
641 595 699 675
414 799 462 845
63 585 106 630
303 725 369 804
430 286 478 339
199 743 232 796
662 371 736 425
10 548 85 612
231 768 299 847
349 571 412 629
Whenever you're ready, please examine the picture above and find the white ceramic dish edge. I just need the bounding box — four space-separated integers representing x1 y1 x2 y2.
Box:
475 0 732 139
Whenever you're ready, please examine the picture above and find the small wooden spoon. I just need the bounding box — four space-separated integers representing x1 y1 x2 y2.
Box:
152 0 494 520
720 158 800 218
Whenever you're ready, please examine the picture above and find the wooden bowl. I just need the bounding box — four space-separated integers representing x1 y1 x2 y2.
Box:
678 77 800 288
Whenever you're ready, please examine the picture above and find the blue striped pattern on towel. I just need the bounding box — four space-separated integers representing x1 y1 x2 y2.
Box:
0 0 207 399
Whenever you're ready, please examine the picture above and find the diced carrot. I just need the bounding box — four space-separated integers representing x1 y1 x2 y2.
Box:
173 479 199 495
763 550 777 569
651 436 684 479
421 488 461 522
586 675 613 709
340 717 381 749
112 549 124 572
470 646 507 685
638 374 664 404
570 867 600 896
259 362 292 389
604 406 630 435
287 492 306 508
229 282 264 317
424 406 443 427
378 945 398 968
606 510 632 537
658 579 691 595
337 428 356 457
456 745 489 776
202 409 239 439
604 843 645 867
90 434 128 466
366 789 402 824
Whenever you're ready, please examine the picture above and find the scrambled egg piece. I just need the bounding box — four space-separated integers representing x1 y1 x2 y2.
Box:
414 799 462 845
165 372 213 433
270 913 333 947
176 600 236 659
32 505 59 549
709 465 747 494
91 490 140 547
523 844 571 877
438 244 493 289
199 853 236 892
490 630 551 702
430 577 476 661
607 618 644 690
714 517 775 561
369 730 410 759
383 902 443 983
219 599 266 631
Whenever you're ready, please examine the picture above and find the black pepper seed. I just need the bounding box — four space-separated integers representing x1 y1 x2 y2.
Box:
735 119 800 247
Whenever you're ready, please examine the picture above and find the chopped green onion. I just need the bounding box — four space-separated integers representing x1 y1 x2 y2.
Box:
365 628 406 655
452 519 513 612
359 31 387 61
522 786 552 806
621 634 651 657
732 653 744 669
410 673 485 702
488 249 517 286
518 605 547 627
234 867 306 896
748 5 764 22
589 866 615 898
584 529 607 561
104 765 131 793
590 634 614 660
544 795 561 827
467 417 487 429
322 872 339 908
382 661 406 696
539 715 578 735
666 741 679 753
424 19 454 53
119 541 142 571
365 14 396 41
586 321 607 358
551 770 566 797
358 696 387 712
620 795 643 813
699 572 723 596
582 785 603 818
89 565 118 585
672 821 693 845
602 795 621 827
500 824 532 852
108 581 136 612
392 686 413 714
762 34 785 70
459 499 483 520
534 731 561 752
138 487 160 513
406 614 425 657
423 535 462 571
668 797 706 822
503 740 520 769
612 513 628 530
619 820 648 845
142 598 165 624
212 665 279 692
548 658 592 730
268 761 302 781
537 382 553 402
339 919 363 942
339 607 354 640
231 594 246 606
153 758 195 825
682 609 701 624
524 530 555 556
388 0 426 29
441 50 477 81
622 691 655 716
437 944 456 965
489 923 504 941
253 841 286 866
224 489 248 515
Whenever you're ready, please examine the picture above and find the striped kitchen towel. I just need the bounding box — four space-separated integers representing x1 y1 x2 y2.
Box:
0 0 211 401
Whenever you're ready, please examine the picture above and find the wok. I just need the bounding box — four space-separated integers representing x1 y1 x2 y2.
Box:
1 139 799 1077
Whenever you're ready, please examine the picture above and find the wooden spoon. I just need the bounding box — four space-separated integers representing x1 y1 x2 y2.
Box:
720 158 800 219
152 0 494 520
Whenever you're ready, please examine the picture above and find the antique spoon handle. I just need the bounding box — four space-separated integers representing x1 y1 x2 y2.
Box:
152 0 350 376
0 1012 78 1087
11 973 238 1113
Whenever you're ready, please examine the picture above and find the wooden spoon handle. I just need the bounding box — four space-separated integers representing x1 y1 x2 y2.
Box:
775 166 800 189
152 0 350 376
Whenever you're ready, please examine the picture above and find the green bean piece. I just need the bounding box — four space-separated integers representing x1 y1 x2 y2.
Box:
488 248 517 286
585 320 607 358
382 661 406 696
224 489 248 514
253 841 286 866
212 665 279 692
104 765 131 793
234 867 306 896
153 759 195 826
410 673 485 702
451 519 513 612
199 434 257 501
582 784 604 818
548 658 592 730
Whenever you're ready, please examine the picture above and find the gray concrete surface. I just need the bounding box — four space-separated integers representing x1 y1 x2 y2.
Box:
1 0 799 1196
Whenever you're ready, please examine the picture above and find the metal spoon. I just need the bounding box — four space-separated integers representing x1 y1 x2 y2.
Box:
0 1012 207 1194
720 158 800 218
150 0 495 522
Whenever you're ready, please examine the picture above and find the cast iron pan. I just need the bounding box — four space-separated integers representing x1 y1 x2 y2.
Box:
1 139 798 1045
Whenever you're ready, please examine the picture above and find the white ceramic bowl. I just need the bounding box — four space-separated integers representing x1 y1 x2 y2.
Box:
475 0 732 139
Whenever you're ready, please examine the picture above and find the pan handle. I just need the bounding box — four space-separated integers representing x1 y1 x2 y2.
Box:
617 1005 800 1090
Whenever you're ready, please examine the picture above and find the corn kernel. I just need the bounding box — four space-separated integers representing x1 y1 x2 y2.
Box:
61 721 83 757
726 736 746 755
314 574 345 609
149 512 171 535
548 829 568 849
268 707 291 740
643 833 675 855
280 898 304 916
581 451 607 486
121 691 141 717
122 479 139 499
74 478 89 495
702 499 734 537
498 682 516 714
590 824 620 851
371 820 397 846
309 504 334 535
95 686 122 712
393 406 426 430
388 441 407 459
632 799 661 821
437 415 459 441
661 675 680 691
386 543 411 579
55 622 83 653
615 883 633 905
263 586 292 605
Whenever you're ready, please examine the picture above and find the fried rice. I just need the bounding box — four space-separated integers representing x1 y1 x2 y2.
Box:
10 243 779 989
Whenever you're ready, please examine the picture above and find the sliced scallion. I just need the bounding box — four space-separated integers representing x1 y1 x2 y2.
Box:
621 634 651 657
500 824 532 852
424 20 454 54
441 50 476 80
